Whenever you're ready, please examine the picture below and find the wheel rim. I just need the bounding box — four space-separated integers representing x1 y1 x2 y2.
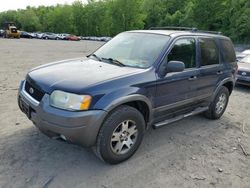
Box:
215 93 227 114
110 120 138 155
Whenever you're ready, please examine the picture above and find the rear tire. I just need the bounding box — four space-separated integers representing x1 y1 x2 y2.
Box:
204 86 229 119
93 105 145 164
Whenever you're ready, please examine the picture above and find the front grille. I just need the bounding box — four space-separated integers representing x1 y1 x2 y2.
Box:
24 81 45 102
238 70 250 76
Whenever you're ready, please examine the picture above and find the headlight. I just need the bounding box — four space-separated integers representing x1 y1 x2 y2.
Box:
50 90 91 111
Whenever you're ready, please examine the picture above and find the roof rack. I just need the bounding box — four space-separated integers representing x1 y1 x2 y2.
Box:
198 30 222 35
149 26 222 35
149 27 198 32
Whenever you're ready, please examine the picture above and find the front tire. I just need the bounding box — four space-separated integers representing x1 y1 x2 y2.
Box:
205 86 229 119
94 105 145 164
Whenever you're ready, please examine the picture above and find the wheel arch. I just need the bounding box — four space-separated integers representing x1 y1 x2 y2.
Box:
102 95 153 128
223 81 234 95
213 78 235 101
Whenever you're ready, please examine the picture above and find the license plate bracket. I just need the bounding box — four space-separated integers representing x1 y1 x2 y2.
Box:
20 98 31 119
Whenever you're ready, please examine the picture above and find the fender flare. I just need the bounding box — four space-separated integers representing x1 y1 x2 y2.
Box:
212 77 235 101
95 93 153 125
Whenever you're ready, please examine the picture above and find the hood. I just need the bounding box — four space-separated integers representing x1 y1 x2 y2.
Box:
238 62 250 71
27 58 144 94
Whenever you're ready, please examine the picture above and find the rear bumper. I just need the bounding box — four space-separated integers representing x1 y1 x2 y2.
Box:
18 80 107 147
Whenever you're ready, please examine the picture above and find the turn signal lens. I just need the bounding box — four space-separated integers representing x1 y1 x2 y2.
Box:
80 95 92 110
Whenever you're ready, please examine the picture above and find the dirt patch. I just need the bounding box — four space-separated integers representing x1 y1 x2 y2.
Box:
0 39 249 188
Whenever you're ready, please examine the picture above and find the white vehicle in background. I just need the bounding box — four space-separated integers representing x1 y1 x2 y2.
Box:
29 32 36 38
34 32 44 39
41 32 59 40
57 33 70 40
81 36 112 42
237 49 250 61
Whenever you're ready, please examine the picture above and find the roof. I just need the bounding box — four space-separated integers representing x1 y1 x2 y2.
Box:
127 30 229 40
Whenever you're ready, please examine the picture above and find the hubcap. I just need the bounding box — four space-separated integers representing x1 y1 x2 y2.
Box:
215 93 227 114
110 120 138 155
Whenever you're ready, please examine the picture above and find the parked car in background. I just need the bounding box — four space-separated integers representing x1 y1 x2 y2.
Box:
236 55 250 86
29 32 36 38
65 35 81 41
236 49 250 61
20 31 33 38
82 36 97 41
99 37 112 42
81 36 112 42
57 33 70 40
42 32 59 40
81 36 88 40
34 32 44 39
0 29 4 37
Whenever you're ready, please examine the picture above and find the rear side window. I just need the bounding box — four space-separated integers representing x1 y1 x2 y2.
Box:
199 38 219 66
220 39 236 63
168 38 196 68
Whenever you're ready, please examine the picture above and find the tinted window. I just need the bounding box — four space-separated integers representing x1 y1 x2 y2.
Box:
168 38 196 68
220 39 236 63
199 38 219 66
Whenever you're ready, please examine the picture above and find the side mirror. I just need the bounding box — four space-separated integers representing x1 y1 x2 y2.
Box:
167 61 185 73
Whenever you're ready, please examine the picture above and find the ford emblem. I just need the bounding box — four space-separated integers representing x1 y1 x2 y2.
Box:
242 72 247 76
29 87 34 94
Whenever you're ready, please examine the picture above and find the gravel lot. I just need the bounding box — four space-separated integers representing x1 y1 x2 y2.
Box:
0 39 249 188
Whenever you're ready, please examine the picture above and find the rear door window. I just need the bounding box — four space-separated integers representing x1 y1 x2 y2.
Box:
199 38 219 66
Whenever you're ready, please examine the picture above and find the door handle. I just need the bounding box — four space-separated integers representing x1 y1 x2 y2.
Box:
188 76 197 81
217 70 223 75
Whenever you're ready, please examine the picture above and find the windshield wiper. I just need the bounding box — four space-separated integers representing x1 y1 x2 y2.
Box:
87 53 102 62
102 57 126 67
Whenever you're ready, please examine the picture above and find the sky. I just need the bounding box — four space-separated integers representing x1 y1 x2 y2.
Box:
0 0 86 12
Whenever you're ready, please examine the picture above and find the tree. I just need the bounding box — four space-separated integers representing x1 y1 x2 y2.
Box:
0 0 249 42
18 8 41 31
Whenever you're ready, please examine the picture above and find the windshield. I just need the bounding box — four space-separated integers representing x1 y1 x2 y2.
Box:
93 32 170 68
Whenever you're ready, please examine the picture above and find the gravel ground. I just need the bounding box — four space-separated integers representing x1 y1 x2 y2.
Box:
0 39 249 188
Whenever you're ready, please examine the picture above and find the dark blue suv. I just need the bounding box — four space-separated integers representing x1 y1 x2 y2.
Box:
18 28 237 164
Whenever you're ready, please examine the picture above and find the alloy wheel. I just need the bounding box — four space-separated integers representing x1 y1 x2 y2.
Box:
110 120 138 155
215 93 227 114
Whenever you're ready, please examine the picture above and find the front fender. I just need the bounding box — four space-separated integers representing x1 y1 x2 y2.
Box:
93 87 153 122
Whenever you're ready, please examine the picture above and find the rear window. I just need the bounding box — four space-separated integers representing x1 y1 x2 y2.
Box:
199 38 219 66
220 39 236 63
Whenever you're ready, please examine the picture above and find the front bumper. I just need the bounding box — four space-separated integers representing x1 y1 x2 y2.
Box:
8 32 20 37
18 80 107 147
236 75 250 86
